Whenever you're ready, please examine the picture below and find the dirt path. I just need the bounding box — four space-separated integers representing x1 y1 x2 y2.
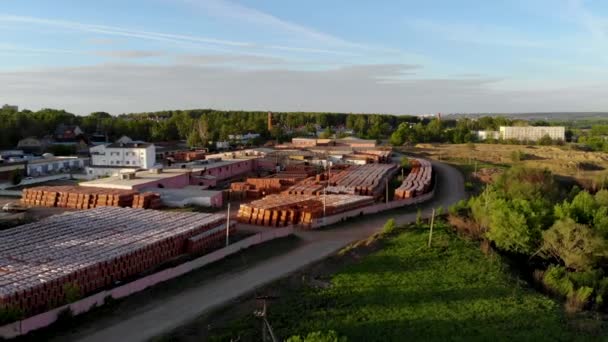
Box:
66 160 464 342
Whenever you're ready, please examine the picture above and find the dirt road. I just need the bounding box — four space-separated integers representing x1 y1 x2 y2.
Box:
68 160 464 342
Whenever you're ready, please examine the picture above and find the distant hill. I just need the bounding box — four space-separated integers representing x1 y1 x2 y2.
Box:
447 112 608 121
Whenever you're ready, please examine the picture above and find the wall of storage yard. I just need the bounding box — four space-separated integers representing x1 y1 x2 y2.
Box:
308 189 435 229
0 227 294 339
131 172 191 191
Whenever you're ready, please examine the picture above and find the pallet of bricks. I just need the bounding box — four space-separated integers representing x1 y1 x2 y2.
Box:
0 207 228 316
132 192 163 209
394 158 433 199
328 164 398 196
237 194 374 228
21 186 137 209
284 177 325 195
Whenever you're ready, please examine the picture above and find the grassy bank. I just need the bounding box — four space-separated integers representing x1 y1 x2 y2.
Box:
199 226 605 341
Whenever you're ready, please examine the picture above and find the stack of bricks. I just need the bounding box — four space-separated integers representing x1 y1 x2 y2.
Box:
21 186 137 209
327 164 398 197
237 194 374 227
394 158 433 199
230 177 297 199
0 207 228 317
285 164 398 197
132 192 163 209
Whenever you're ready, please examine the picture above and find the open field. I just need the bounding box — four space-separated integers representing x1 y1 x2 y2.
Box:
190 226 606 342
406 143 608 185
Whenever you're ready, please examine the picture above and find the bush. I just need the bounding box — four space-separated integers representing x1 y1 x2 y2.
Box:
566 286 594 313
381 218 397 236
511 150 525 162
448 199 469 216
0 305 24 325
63 282 82 304
541 218 604 271
543 266 574 297
286 330 347 342
400 156 410 170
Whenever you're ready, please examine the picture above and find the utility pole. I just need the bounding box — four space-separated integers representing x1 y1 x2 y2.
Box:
385 178 389 204
254 296 278 342
428 208 435 248
226 202 231 247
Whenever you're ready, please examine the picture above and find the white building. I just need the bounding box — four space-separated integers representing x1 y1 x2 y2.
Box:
216 141 230 149
473 130 500 141
228 133 260 142
27 157 89 177
499 126 565 142
87 142 156 178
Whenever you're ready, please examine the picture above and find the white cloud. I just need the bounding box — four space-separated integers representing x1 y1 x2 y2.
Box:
176 53 286 66
2 62 604 115
0 14 354 56
93 50 165 59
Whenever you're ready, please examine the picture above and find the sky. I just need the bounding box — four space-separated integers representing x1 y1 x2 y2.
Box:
1 0 608 115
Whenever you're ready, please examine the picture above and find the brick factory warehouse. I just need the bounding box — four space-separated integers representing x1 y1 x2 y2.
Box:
0 207 231 316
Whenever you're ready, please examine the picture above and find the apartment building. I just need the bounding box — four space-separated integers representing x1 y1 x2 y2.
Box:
499 126 565 141
87 142 156 178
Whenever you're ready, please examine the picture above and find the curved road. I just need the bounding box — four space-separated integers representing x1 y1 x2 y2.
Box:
71 160 464 342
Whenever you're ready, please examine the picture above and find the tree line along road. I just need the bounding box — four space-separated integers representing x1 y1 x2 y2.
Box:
59 159 465 342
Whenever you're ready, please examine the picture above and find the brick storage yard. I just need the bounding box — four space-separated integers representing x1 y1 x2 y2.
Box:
238 158 434 229
237 194 374 227
394 159 433 199
0 207 231 315
21 186 161 209
286 164 398 197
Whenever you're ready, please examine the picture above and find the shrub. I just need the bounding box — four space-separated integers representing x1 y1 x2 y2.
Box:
0 305 24 325
543 266 574 297
381 218 397 236
286 330 348 342
541 218 605 271
63 282 82 304
415 209 423 228
565 286 594 313
448 199 469 216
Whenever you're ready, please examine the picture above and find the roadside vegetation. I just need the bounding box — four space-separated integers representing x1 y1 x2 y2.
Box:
186 221 605 341
450 166 608 314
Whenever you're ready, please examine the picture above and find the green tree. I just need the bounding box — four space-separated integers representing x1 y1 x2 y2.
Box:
540 218 605 271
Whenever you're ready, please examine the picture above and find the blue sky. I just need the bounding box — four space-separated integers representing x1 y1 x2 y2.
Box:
1 0 608 114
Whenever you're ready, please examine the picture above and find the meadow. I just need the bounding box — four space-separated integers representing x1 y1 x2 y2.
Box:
201 225 604 341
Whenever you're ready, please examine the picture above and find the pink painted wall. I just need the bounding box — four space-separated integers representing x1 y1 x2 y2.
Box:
132 173 191 191
0 227 294 339
191 160 255 187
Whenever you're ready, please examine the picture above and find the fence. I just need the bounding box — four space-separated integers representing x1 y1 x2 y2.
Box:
308 189 435 229
0 227 293 339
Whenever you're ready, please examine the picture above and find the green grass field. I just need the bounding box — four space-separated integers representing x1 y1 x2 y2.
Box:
206 226 605 341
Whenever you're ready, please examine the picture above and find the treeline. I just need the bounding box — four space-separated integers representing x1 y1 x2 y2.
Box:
0 107 422 148
0 106 583 149
450 167 607 313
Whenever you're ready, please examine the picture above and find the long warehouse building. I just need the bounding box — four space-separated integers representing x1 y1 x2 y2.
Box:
0 207 230 316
